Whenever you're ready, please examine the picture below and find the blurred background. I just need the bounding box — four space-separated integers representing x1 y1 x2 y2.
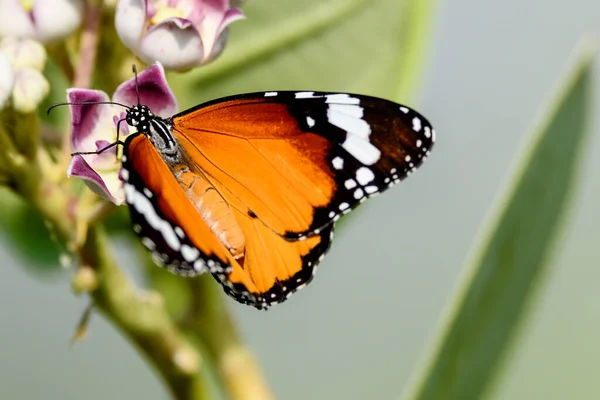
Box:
1 0 599 399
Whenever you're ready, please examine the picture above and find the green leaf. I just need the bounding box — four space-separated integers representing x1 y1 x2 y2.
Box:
169 0 437 107
0 188 63 273
401 40 596 400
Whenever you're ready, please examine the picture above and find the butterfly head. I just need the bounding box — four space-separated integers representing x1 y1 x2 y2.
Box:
126 104 154 133
125 103 179 162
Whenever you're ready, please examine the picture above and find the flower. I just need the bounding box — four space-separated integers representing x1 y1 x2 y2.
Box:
115 0 245 71
0 37 49 112
0 0 84 43
67 63 178 204
12 67 49 112
0 51 15 109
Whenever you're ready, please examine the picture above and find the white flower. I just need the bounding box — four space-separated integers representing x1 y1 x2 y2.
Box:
0 37 49 112
0 51 15 110
1 37 46 70
11 68 49 112
0 0 84 43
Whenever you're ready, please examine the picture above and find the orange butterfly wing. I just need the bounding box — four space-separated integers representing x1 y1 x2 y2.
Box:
172 92 434 240
122 133 333 308
174 99 336 238
119 91 434 308
122 134 234 275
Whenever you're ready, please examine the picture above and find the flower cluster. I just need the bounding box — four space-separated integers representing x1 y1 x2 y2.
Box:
0 0 245 198
0 0 244 73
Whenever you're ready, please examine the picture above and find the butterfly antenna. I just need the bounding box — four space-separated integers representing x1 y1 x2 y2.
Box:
46 101 130 115
132 64 141 106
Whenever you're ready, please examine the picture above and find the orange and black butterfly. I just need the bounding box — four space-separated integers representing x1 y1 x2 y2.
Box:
70 87 435 309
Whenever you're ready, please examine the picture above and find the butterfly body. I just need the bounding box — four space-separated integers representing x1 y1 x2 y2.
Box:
115 91 434 309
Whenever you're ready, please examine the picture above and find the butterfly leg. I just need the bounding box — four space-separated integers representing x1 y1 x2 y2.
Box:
70 140 125 157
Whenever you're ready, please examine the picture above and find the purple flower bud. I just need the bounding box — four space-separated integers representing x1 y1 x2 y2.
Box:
115 0 244 71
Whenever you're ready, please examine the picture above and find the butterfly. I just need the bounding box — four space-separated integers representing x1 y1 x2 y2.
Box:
62 81 435 310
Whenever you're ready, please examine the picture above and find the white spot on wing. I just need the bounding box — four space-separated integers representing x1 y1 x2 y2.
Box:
193 260 205 272
412 117 422 132
342 137 381 165
356 167 375 185
124 183 181 252
330 105 364 121
264 92 278 97
327 104 371 140
365 185 379 194
328 105 381 165
295 91 319 99
306 116 315 127
181 244 200 262
326 94 360 105
332 156 344 170
424 126 431 139
339 202 349 211
353 188 364 199
344 179 357 189
141 237 155 250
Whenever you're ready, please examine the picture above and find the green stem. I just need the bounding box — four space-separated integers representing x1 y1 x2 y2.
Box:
146 266 275 400
82 225 212 400
73 1 101 89
182 278 275 400
1 110 216 399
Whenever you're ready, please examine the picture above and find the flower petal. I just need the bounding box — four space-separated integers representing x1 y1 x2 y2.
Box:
0 37 47 71
113 62 178 117
67 88 126 173
0 0 36 39
68 155 124 204
11 68 49 112
115 0 147 52
33 0 84 42
68 89 112 149
197 5 244 59
219 7 246 35
137 20 205 71
0 51 15 110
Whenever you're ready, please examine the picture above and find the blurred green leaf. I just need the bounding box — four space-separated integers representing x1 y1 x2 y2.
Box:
169 0 437 107
401 41 596 400
0 188 63 273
